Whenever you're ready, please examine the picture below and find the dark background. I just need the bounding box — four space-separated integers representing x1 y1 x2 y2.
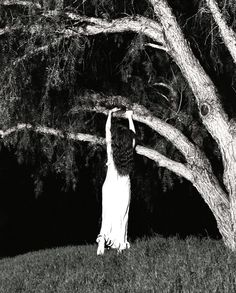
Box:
0 146 220 258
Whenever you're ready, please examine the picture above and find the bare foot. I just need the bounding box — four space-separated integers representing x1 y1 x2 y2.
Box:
97 238 105 255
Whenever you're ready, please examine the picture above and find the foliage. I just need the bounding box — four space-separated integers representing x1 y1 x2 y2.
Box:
0 0 233 193
0 236 236 292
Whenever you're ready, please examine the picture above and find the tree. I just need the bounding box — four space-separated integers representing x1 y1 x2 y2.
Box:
1 0 236 250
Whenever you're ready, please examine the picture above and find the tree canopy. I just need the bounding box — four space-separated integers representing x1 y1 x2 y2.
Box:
0 0 196 192
2 0 236 249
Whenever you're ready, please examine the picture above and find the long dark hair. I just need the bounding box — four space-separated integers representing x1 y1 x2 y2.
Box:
111 124 135 176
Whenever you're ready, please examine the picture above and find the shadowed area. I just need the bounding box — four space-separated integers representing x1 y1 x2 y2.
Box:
0 147 220 257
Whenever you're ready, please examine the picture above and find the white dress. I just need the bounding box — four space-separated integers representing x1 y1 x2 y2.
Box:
97 152 131 251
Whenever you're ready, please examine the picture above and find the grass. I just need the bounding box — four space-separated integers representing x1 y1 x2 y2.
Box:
0 236 236 292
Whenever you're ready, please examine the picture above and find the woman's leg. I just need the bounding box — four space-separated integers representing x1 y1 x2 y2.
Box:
97 234 105 255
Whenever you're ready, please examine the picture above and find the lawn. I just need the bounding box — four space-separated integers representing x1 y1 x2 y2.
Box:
0 236 236 292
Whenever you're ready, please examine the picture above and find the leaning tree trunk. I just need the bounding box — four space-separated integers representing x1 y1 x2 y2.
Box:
206 0 236 248
150 0 236 250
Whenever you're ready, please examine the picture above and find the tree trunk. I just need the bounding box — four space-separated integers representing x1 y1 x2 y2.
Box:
192 163 235 250
206 0 236 248
150 0 236 250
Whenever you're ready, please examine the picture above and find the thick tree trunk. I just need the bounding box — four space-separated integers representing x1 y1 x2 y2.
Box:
150 0 236 250
206 0 236 247
223 135 236 249
191 163 235 250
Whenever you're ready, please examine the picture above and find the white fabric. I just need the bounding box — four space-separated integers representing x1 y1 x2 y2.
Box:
97 158 131 253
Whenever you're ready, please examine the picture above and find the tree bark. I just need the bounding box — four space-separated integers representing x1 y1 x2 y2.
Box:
205 0 236 245
148 0 236 250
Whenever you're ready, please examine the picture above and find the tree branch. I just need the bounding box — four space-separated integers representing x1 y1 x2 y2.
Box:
0 122 193 182
0 123 104 144
206 0 236 65
71 93 198 162
6 12 165 65
136 145 193 181
72 92 229 205
1 122 229 209
63 13 165 45
0 7 165 46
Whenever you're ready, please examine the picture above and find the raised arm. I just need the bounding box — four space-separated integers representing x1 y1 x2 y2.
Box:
105 110 112 144
105 107 120 163
126 110 136 148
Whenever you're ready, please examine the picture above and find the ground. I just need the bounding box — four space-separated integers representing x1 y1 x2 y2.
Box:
0 235 235 292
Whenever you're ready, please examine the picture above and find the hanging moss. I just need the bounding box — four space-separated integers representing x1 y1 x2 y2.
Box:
0 0 230 194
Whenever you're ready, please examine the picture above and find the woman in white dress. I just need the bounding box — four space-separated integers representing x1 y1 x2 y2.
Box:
96 107 136 255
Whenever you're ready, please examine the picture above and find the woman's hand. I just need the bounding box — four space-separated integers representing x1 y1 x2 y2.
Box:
126 110 133 118
110 107 120 113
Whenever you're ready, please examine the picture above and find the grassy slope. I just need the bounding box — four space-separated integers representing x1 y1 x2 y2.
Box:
0 236 236 293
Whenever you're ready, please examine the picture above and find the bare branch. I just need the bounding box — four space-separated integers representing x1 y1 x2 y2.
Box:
63 13 165 44
0 122 194 182
0 123 104 144
206 0 236 65
136 145 193 181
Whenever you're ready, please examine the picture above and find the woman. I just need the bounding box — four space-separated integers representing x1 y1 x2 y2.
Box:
96 107 136 255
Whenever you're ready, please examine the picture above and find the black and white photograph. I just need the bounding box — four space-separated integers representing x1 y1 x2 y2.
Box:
0 0 236 292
